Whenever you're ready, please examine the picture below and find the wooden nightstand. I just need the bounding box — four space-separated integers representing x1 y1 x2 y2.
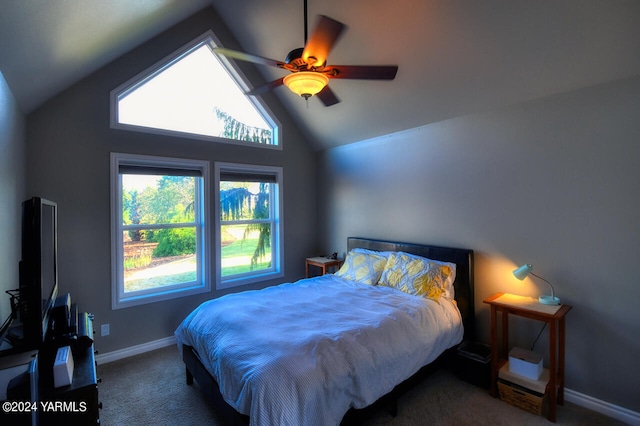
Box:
305 257 343 277
484 293 571 422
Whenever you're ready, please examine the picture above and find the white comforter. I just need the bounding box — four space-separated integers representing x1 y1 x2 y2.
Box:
174 274 463 426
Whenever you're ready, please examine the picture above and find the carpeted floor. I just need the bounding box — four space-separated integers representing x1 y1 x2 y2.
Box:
97 345 624 425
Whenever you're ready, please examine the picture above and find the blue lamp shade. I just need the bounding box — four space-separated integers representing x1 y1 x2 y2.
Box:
512 264 533 281
512 263 560 305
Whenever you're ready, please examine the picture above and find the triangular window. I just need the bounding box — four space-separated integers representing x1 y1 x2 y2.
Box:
111 32 279 147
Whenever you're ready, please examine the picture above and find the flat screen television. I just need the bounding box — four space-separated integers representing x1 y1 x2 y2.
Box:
18 197 59 350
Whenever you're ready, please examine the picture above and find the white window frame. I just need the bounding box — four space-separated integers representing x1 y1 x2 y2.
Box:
109 31 282 149
215 162 284 289
110 152 210 309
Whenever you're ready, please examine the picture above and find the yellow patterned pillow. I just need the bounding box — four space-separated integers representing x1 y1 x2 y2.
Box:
335 248 389 285
378 252 456 302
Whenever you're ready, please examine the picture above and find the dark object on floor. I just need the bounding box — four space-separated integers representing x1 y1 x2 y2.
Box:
454 340 491 389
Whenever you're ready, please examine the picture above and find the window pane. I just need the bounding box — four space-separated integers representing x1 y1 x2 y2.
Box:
123 227 197 293
216 163 282 289
112 153 209 308
220 181 270 221
116 42 275 144
122 174 196 225
221 224 272 277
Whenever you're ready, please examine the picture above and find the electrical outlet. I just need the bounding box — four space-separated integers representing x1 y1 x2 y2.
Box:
101 324 110 337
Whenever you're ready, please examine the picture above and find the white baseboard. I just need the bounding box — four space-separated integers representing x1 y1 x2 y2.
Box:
94 337 640 425
95 336 176 365
565 388 640 426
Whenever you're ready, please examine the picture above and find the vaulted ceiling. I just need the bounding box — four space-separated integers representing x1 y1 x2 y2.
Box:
2 1 640 150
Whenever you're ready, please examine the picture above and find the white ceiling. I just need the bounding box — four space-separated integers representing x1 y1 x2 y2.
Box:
2 0 640 150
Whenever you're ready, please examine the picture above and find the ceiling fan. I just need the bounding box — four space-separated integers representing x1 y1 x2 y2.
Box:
213 0 398 107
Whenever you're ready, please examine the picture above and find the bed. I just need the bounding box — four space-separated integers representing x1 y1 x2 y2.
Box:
175 237 474 425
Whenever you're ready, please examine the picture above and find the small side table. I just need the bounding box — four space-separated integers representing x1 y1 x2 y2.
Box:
305 257 343 277
484 293 571 422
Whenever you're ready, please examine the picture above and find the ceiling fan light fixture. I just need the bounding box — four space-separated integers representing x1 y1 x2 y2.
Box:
283 71 328 99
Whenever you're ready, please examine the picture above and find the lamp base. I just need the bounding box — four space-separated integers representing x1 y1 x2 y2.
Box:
539 295 560 305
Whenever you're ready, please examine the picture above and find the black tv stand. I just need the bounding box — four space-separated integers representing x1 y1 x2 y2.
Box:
38 334 100 425
7 325 24 345
1 311 100 425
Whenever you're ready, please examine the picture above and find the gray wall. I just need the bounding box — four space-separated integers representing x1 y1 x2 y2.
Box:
318 75 640 412
0 73 26 321
25 8 318 354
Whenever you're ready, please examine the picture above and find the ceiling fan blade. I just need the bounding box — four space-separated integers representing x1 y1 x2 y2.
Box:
316 85 340 107
246 78 285 96
326 65 398 80
213 47 285 68
302 15 346 68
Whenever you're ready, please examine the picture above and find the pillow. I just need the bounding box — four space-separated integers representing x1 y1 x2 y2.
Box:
403 252 457 299
334 248 389 285
378 252 456 302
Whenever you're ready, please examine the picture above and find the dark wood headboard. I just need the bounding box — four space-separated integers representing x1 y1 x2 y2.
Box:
347 237 475 341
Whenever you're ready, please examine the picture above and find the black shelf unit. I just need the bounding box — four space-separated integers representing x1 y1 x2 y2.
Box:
1 312 100 425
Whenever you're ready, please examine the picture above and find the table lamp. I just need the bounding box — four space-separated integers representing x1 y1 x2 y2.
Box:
513 263 560 305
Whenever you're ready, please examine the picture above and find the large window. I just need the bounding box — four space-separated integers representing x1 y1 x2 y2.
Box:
216 163 283 289
110 31 280 148
111 153 209 308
